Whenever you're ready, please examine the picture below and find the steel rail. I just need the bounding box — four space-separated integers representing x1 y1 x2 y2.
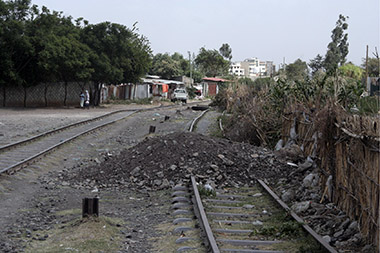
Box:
191 176 220 253
257 179 338 253
1 101 210 153
0 109 133 153
0 101 210 175
189 108 210 132
0 111 137 174
215 112 337 252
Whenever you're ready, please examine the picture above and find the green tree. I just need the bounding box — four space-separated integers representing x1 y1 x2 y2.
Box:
27 7 94 105
150 53 185 79
81 22 152 105
195 47 229 77
0 0 34 86
219 43 232 61
324 14 349 75
338 63 363 81
0 0 38 106
362 57 380 77
309 54 324 76
285 59 309 81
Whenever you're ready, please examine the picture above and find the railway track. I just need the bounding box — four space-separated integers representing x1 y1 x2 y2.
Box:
0 110 137 174
0 102 209 175
170 109 337 252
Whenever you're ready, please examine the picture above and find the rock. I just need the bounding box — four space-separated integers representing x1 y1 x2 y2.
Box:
94 158 101 164
170 165 177 171
298 156 314 171
131 167 141 176
210 164 219 170
250 154 259 158
339 218 350 231
243 204 254 209
302 173 315 188
160 179 170 188
322 235 331 243
252 220 263 226
281 189 295 202
252 193 262 197
153 179 162 186
274 139 283 151
348 221 358 231
291 201 310 214
333 229 344 238
217 154 234 166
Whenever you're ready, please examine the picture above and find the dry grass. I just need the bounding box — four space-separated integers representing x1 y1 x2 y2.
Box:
25 216 124 253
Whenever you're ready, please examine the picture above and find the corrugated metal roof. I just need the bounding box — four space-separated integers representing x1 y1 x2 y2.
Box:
142 78 184 85
202 77 227 82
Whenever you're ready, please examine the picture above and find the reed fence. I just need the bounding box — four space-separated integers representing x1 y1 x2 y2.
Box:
281 108 380 251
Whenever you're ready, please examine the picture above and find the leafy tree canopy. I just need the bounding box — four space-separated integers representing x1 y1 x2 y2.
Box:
362 57 380 77
338 63 363 81
219 43 232 61
0 0 152 103
285 59 309 81
149 52 187 79
195 46 229 77
309 54 324 76
324 14 349 75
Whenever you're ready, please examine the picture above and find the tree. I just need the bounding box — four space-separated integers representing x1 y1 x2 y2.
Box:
324 14 349 75
285 59 309 81
195 47 229 77
0 1 152 107
150 52 186 79
81 22 152 105
0 0 34 87
309 54 324 76
339 63 363 81
219 43 232 61
362 57 380 77
0 0 38 106
27 7 94 105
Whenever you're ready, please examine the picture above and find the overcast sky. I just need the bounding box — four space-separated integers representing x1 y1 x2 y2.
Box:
32 0 379 67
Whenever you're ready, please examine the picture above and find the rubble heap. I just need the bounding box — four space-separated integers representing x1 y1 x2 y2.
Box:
63 132 293 190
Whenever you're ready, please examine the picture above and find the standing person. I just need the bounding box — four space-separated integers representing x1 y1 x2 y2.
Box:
79 91 85 108
85 90 90 109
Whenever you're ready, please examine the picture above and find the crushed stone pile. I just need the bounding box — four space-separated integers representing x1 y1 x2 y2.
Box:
63 132 295 190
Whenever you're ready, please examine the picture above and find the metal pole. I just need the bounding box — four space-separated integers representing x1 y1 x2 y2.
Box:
188 51 193 82
366 45 369 82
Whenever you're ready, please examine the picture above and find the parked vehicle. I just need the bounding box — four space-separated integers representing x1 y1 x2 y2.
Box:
171 88 188 103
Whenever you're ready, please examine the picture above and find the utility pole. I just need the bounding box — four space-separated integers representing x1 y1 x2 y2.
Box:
366 45 369 81
188 51 192 82
374 47 380 76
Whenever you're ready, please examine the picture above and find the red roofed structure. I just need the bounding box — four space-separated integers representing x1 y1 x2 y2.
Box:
202 77 229 96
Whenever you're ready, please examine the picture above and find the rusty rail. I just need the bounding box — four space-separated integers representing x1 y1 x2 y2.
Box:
191 176 220 253
257 179 338 253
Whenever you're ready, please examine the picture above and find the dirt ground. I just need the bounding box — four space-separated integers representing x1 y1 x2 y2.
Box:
0 104 159 146
0 103 375 252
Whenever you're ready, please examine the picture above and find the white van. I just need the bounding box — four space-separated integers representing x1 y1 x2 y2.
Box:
171 88 188 103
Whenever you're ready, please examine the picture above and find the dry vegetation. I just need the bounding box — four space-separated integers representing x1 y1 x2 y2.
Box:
213 76 380 250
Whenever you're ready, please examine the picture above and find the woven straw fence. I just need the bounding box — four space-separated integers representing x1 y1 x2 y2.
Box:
282 110 380 250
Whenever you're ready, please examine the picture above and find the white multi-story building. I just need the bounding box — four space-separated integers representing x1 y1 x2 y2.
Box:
230 62 245 77
229 58 275 79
